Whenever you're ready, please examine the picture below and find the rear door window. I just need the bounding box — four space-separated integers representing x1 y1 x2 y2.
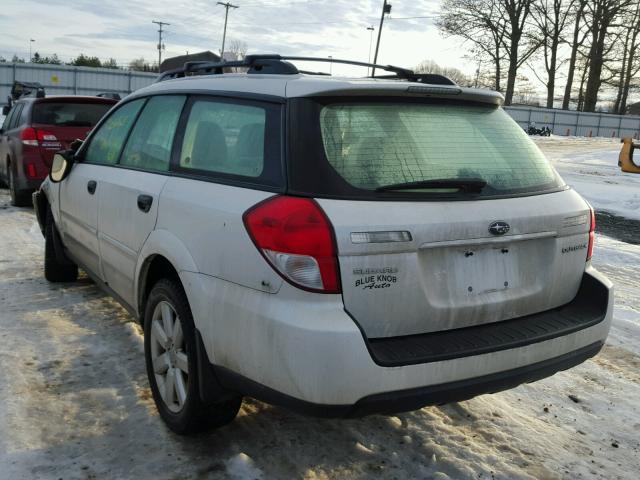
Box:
32 102 113 127
84 99 145 166
178 99 267 178
8 104 24 130
119 95 185 172
2 106 17 131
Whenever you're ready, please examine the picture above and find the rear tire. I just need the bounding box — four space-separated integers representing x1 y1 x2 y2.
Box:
9 167 31 207
144 278 242 435
44 212 78 282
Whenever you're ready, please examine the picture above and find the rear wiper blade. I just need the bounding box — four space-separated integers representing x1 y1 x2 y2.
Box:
375 178 488 193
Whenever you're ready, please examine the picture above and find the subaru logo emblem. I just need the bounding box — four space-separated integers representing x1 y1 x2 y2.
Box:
489 221 510 236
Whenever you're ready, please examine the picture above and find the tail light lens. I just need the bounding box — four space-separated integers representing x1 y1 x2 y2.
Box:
587 207 595 261
243 196 341 293
20 127 39 146
20 127 61 148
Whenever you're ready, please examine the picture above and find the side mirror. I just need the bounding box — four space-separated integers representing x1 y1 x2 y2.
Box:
1 105 9 116
50 152 75 183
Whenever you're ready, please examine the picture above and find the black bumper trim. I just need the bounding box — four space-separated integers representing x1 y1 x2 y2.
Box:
214 341 603 418
366 273 609 367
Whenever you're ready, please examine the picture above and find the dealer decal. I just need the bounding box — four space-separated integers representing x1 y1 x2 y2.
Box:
353 267 398 290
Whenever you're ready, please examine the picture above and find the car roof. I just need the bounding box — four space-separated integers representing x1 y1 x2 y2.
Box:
129 73 504 106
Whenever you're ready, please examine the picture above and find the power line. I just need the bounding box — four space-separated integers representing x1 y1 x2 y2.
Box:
217 2 239 58
152 20 170 67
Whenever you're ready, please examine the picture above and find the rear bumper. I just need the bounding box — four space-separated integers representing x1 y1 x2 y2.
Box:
183 266 613 412
213 341 603 417
13 152 48 192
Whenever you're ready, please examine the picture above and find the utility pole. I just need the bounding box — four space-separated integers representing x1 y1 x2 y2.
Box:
217 2 239 59
29 39 35 63
371 0 391 77
366 26 375 76
152 20 170 70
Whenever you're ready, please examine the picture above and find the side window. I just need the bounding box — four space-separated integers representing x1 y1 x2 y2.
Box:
2 107 16 131
179 100 266 178
9 104 24 130
84 99 145 165
119 95 186 172
18 104 30 126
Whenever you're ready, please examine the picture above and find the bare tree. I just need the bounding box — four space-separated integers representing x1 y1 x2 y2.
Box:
531 0 576 108
500 0 540 105
582 0 632 112
561 0 589 109
610 3 640 113
438 0 539 105
437 0 507 92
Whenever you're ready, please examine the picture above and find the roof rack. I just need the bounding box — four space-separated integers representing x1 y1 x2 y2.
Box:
156 54 456 86
10 81 46 100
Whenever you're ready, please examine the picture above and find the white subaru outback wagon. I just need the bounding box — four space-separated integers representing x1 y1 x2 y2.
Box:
33 55 613 435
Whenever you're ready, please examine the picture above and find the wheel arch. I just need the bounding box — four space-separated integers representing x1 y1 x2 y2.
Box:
135 229 198 322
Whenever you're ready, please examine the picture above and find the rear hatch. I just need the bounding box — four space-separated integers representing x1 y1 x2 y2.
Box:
288 95 592 338
31 98 116 166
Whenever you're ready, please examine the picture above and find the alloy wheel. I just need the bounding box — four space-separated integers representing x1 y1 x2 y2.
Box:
150 300 189 412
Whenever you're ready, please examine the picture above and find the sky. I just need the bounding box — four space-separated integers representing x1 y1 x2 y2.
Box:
0 0 472 76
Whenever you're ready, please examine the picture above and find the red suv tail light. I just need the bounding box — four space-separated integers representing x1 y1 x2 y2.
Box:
20 127 39 146
20 127 61 148
243 196 341 293
587 207 595 261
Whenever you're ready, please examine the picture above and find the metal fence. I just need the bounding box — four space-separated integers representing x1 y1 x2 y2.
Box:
2 64 639 139
504 105 640 139
0 63 157 104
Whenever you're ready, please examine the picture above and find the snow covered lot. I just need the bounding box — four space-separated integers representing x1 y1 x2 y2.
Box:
0 137 639 479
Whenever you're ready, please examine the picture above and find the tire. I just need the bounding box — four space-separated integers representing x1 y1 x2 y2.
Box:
144 278 242 435
44 212 78 282
9 167 31 207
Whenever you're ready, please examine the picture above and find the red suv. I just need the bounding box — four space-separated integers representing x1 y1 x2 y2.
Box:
0 96 117 206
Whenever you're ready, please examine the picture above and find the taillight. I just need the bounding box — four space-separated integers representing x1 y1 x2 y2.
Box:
20 127 39 146
243 196 341 293
20 127 60 148
587 207 595 261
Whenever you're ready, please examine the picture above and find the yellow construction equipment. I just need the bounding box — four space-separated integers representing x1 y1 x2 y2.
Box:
619 137 640 173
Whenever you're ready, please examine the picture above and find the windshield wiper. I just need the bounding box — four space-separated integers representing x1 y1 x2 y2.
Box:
375 178 488 193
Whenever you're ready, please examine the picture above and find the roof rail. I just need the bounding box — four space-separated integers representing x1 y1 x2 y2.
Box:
155 54 456 86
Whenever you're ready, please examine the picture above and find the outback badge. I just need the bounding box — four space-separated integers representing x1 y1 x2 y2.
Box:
489 221 510 236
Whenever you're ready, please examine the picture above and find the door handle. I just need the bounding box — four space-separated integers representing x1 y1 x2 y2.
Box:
87 180 97 195
137 194 153 213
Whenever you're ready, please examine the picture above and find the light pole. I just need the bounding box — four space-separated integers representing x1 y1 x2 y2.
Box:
217 2 239 59
29 39 35 63
329 55 333 75
371 0 392 77
367 26 375 76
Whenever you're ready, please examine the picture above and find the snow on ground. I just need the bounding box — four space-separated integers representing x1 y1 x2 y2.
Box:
535 136 640 220
0 142 639 480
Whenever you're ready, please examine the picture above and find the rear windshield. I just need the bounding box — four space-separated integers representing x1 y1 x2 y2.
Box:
32 102 112 127
288 99 564 200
